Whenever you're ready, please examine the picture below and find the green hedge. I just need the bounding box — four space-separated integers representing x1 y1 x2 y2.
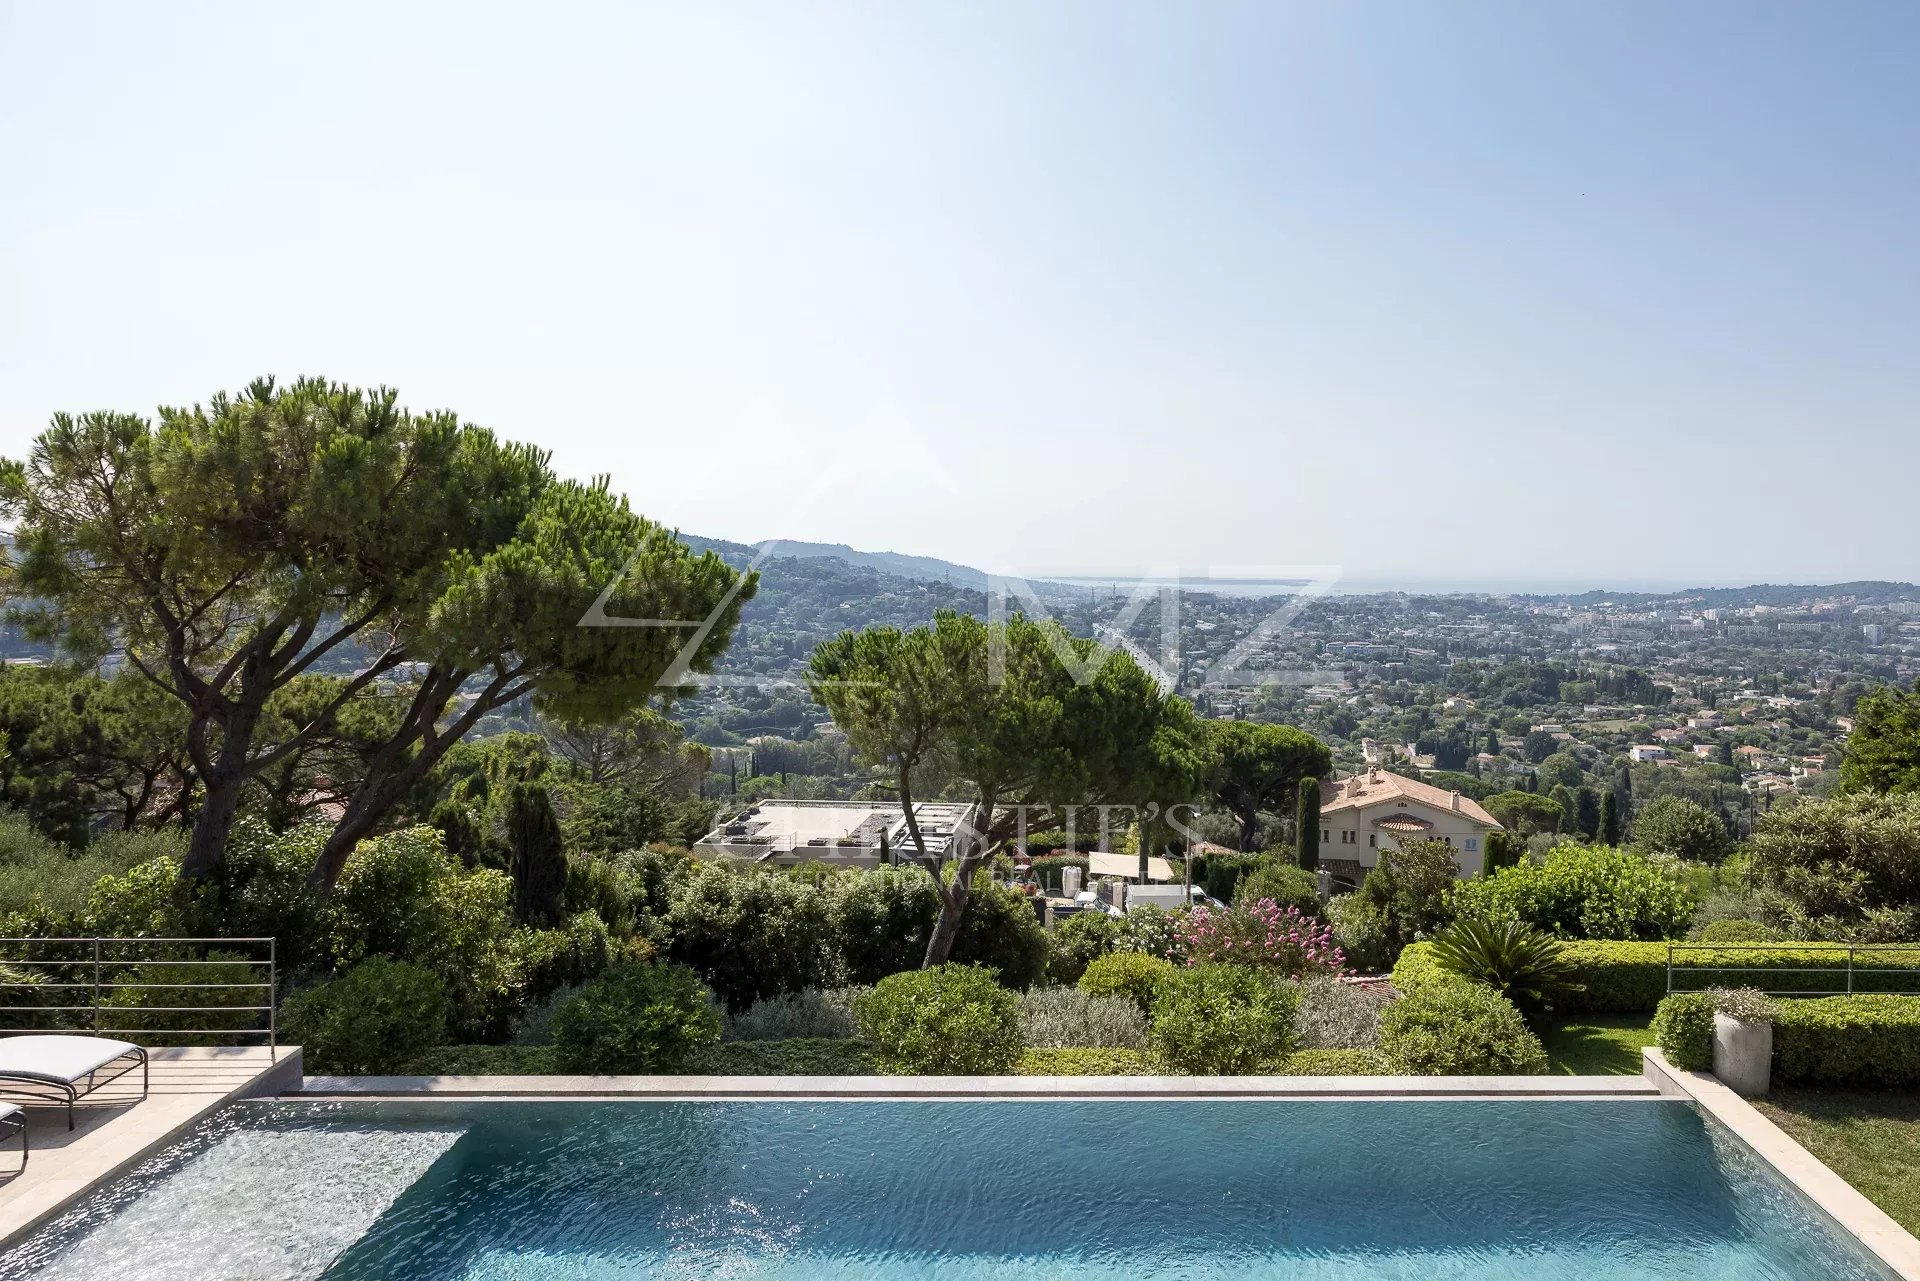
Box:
1274 1048 1394 1076
1650 993 1714 1070
1017 1047 1153 1076
1544 942 1920 1015
1772 996 1920 1088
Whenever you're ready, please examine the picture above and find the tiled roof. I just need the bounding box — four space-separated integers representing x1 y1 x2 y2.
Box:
1319 770 1501 828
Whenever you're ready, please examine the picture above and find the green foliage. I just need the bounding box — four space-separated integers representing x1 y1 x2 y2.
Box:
1274 1048 1395 1076
506 783 566 927
0 813 181 919
1027 853 1090 893
1379 977 1549 1075
1017 986 1150 1050
692 1038 874 1075
823 867 940 984
1631 795 1730 862
507 913 616 1012
662 862 835 1011
1232 859 1321 917
1772 996 1920 1088
722 987 866 1041
1197 851 1261 904
284 958 448 1075
1451 843 1695 941
1203 719 1331 852
1148 964 1300 1074
1326 891 1396 974
100 952 266 1046
1045 910 1121 985
1112 904 1185 962
1293 973 1385 1050
1546 941 1920 1014
951 881 1049 991
323 826 516 1038
563 855 633 938
1484 790 1564 838
1016 1047 1153 1076
1651 992 1715 1070
1840 686 1920 795
1428 918 1584 1013
1698 918 1779 943
412 1043 560 1075
1348 839 1461 963
549 961 721 1073
854 964 1023 1075
1078 951 1177 1013
1746 791 1920 940
1295 776 1322 871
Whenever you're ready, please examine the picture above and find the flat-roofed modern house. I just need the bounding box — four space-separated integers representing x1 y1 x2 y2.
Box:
693 799 977 868
1317 769 1503 889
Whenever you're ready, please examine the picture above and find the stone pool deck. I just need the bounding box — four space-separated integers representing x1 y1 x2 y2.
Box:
0 1045 302 1250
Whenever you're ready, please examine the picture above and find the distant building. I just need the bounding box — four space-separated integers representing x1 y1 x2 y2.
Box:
1863 624 1886 644
1629 744 1670 762
694 799 975 868
1317 769 1502 889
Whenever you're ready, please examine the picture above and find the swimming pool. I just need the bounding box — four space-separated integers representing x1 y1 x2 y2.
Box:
0 1098 1895 1280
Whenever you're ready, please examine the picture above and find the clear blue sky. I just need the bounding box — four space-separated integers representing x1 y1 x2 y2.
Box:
3 2 1916 591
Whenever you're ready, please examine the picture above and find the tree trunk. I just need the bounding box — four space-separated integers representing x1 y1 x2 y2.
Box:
922 888 967 967
1237 808 1258 853
181 763 248 880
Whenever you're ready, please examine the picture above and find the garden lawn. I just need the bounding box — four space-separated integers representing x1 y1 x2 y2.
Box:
1754 1091 1920 1237
1537 1013 1657 1076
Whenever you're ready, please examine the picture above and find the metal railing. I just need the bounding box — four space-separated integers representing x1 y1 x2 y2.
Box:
1666 942 1920 998
0 937 278 1059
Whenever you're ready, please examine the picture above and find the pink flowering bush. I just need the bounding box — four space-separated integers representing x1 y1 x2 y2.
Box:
1175 899 1347 977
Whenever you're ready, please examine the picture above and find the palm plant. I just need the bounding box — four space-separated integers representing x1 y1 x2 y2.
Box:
1429 918 1585 1013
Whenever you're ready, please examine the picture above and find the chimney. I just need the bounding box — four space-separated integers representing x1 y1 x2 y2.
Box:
1450 791 1461 811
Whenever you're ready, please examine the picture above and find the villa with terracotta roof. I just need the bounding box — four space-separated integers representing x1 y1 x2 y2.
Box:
1317 769 1503 889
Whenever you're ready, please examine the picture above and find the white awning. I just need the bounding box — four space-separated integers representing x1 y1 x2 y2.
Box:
1087 851 1178 882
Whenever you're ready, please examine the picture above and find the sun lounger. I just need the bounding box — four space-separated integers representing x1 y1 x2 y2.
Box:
0 1035 148 1129
0 1102 24 1169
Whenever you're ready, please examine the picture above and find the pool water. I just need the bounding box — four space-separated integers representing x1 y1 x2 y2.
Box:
0 1098 1894 1280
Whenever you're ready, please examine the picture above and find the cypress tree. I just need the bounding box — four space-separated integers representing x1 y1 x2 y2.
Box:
507 782 566 927
1598 791 1621 845
1574 787 1601 840
1295 776 1322 872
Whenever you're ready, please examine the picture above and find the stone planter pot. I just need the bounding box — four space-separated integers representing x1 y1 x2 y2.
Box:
1712 1012 1773 1096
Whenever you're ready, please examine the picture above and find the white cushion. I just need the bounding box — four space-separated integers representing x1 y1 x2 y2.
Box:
0 1035 140 1084
0 1101 19 1122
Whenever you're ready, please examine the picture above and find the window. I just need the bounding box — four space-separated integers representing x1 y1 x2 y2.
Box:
1322 829 1330 843
1368 833 1377 848
1465 838 1479 853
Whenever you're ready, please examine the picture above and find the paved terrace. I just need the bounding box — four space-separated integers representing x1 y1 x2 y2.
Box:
0 1045 302 1248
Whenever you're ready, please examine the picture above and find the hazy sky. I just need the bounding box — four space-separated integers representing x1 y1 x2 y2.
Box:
3 3 1917 591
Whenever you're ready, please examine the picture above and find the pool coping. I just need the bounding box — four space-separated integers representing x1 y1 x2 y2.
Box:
1643 1047 1920 1281
293 1072 1662 1099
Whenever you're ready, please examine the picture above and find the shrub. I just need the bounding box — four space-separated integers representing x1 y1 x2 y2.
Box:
1697 919 1778 943
284 958 448 1075
564 855 633 937
506 913 617 1016
101 952 267 1046
1017 1046 1152 1076
414 1043 559 1075
1551 941 1920 1014
1631 796 1731 863
1232 860 1321 918
1112 904 1185 962
1293 974 1385 1050
1045 911 1121 985
1387 941 1452 994
854 964 1023 1074
1745 792 1920 939
1148 965 1299 1074
323 829 517 1040
663 863 835 1011
1428 919 1584 1013
1707 986 1777 1023
1353 839 1464 956
825 867 939 984
690 1038 875 1075
1274 1048 1394 1076
723 986 866 1041
549 961 721 1073
1196 852 1262 904
0 812 180 920
1651 992 1715 1070
951 882 1049 991
1451 843 1695 941
1771 995 1920 1088
1175 900 1345 977
1379 980 1548 1075
1326 892 1396 974
1079 951 1177 1013
1017 986 1150 1050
